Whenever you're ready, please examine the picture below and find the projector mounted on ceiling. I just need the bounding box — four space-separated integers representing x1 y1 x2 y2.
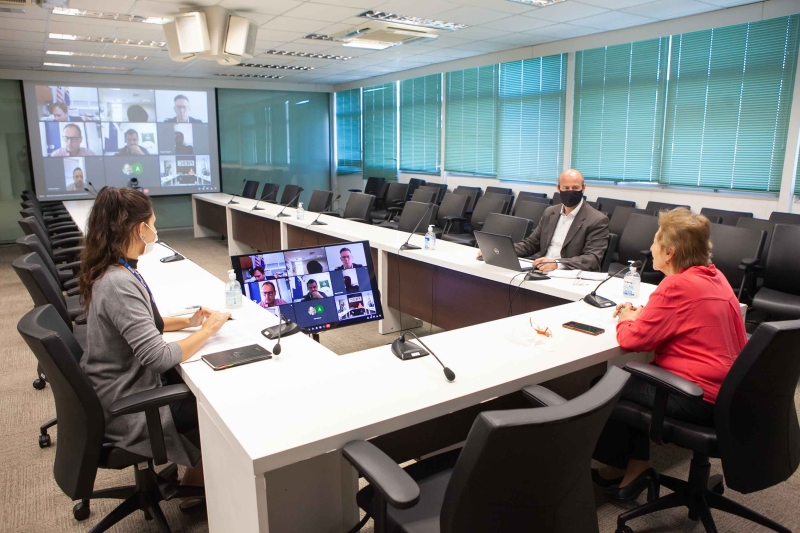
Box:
329 20 447 50
163 6 257 65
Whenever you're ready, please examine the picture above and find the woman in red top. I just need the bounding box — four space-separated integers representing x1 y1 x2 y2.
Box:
593 208 747 501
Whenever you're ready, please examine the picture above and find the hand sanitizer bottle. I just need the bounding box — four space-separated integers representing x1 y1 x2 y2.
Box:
296 202 305 220
424 225 436 250
225 269 242 309
623 260 641 298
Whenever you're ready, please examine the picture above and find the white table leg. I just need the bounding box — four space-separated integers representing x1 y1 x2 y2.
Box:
193 197 220 238
377 249 422 334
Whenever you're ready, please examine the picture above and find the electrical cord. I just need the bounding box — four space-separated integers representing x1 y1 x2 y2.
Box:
507 271 530 317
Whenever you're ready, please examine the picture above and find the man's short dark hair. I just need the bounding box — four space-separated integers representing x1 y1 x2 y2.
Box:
64 123 81 136
253 266 264 275
174 94 189 103
124 129 139 139
50 102 69 114
306 278 317 287
72 167 83 175
263 281 275 291
340 247 351 255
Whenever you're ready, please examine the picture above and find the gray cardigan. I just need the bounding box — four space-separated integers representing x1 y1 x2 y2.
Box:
80 266 200 466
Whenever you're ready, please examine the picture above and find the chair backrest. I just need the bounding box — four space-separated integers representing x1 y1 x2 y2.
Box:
453 186 482 212
483 192 514 215
307 190 333 213
517 191 547 201
435 193 469 229
715 320 800 494
608 207 656 238
383 182 409 206
12 252 72 328
17 305 102 500
280 184 304 206
242 180 259 199
596 197 635 217
762 224 800 295
343 193 375 221
485 186 512 196
19 216 55 257
409 188 437 204
481 214 532 243
364 177 386 197
513 201 549 228
470 197 508 229
440 367 629 533
709 223 765 293
700 208 753 226
586 200 601 212
397 202 439 233
406 178 426 199
16 235 62 288
601 233 619 273
736 217 776 265
260 183 280 202
768 211 800 225
420 184 447 204
617 214 661 276
645 201 690 212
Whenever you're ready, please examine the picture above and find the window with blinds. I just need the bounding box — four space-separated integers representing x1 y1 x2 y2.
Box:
445 66 498 176
363 82 397 180
400 74 442 174
662 16 800 193
335 89 362 174
795 141 800 194
498 54 567 183
572 38 669 183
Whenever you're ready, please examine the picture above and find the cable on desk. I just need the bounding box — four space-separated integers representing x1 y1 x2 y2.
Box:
507 271 529 317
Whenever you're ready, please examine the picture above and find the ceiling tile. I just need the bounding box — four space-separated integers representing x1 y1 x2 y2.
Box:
577 0 658 9
370 0 463 18
270 41 339 53
698 0 758 5
0 38 44 50
454 26 507 40
112 27 168 41
623 0 719 18
48 21 117 38
128 0 183 17
311 0 385 8
4 30 45 43
451 40 515 53
450 0 541 15
0 17 45 33
0 47 43 58
72 0 136 11
524 22 602 38
256 29 309 42
526 1 609 22
261 17 330 33
219 0 302 16
486 32 553 46
480 15 554 32
570 11 655 30
283 3 363 22
434 6 512 26
237 12 276 26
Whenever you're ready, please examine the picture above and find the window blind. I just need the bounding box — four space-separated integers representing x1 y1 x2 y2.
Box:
572 38 669 183
662 16 800 193
445 65 498 176
335 89 362 174
795 140 800 194
498 54 567 183
363 82 397 180
400 74 441 174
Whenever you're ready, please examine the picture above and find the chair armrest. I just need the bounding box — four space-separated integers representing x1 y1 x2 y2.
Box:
639 249 653 258
53 246 84 262
522 385 567 407
57 260 82 272
108 384 193 465
64 278 79 290
387 199 406 209
74 314 87 325
345 217 371 224
348 188 362 192
51 235 83 248
443 216 466 223
44 214 73 225
474 221 485 228
387 206 404 213
66 287 80 297
342 440 420 510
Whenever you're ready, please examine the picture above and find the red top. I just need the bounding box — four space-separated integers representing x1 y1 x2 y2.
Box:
616 265 746 404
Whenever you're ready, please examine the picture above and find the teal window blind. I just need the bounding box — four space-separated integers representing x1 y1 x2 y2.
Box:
445 66 498 176
363 82 397 180
498 54 567 183
572 38 669 183
795 141 800 194
335 89 362 174
662 16 800 193
400 74 441 174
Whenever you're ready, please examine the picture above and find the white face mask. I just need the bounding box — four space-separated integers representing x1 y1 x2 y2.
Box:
140 222 158 255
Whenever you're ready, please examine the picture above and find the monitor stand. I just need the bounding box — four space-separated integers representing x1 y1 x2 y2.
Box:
261 320 302 340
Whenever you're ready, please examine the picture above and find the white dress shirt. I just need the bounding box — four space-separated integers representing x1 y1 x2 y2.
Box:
545 200 583 269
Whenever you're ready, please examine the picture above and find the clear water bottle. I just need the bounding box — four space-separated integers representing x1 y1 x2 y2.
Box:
296 202 305 220
623 260 641 298
225 269 242 309
424 225 436 250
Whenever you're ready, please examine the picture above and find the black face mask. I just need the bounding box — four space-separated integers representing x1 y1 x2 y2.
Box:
559 190 583 208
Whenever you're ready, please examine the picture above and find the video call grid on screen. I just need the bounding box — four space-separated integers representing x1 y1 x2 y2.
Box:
230 241 383 332
23 82 221 200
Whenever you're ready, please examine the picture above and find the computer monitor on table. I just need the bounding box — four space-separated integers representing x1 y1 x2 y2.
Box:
230 241 383 333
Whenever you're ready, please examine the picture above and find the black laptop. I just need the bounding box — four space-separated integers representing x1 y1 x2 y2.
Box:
474 231 533 272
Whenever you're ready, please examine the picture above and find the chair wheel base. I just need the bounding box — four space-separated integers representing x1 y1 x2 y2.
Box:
33 378 46 390
39 434 51 448
73 501 90 521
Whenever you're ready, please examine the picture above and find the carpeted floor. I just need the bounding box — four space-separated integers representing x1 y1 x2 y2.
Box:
1 229 798 532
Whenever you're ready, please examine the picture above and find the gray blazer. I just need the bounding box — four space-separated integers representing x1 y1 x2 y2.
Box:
80 266 200 467
513 202 610 271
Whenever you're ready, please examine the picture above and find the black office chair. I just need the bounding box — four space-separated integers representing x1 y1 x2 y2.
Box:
768 211 800 225
586 200 602 212
700 208 753 226
371 183 409 222
260 183 280 203
384 189 438 226
513 201 549 229
17 234 80 294
612 320 800 533
406 178 426 200
736 217 776 269
596 197 635 218
241 180 259 199
441 197 508 245
350 177 386 197
432 193 469 238
19 216 84 263
708 223 765 301
515 191 551 210
553 192 586 206
21 205 79 235
18 304 204 532
608 213 663 284
278 184 304 207
750 224 800 320
452 186 482 214
419 184 447 204
328 193 375 224
608 207 656 244
380 201 439 234
477 214 532 245
483 192 514 215
602 233 620 273
485 186 512 195
344 367 629 533
13 252 84 326
307 190 333 213
645 200 690 212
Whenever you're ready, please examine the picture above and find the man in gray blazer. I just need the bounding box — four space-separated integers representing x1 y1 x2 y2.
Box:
512 169 609 272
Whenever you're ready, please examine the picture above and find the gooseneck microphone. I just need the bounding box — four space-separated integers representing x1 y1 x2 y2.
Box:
584 261 642 308
87 181 100 195
250 194 272 212
399 331 455 381
310 194 340 226
83 187 96 197
227 179 245 205
272 313 289 355
275 191 304 218
399 203 434 251
158 240 185 263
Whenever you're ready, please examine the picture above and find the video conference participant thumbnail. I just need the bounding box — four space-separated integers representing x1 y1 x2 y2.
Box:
102 123 158 156
291 274 334 302
285 247 330 277
156 91 208 124
40 122 101 157
35 85 100 122
335 291 378 321
42 157 104 193
157 123 209 155
98 88 157 123
239 253 288 282
326 246 367 271
104 156 159 189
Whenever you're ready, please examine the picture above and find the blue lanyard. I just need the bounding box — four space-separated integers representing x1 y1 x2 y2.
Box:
118 259 154 303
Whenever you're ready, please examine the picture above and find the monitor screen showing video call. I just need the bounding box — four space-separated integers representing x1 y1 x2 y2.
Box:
230 241 384 332
23 82 221 200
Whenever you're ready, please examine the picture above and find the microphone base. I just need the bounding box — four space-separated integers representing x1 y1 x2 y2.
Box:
276 213 291 217
252 206 265 211
261 320 302 340
583 293 616 308
160 254 185 263
391 337 430 360
310 220 328 225
525 271 550 281
400 244 421 251
228 200 239 205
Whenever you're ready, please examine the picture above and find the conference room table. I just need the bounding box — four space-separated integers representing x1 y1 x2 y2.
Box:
63 198 656 533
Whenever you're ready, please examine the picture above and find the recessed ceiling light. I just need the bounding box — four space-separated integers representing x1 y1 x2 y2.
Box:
216 73 283 79
237 63 314 71
358 11 467 31
52 7 170 24
46 50 148 60
48 33 166 48
304 34 336 41
43 62 132 71
342 40 398 50
505 0 565 6
264 50 351 61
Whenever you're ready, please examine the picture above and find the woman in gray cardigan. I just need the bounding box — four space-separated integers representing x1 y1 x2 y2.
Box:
78 187 230 497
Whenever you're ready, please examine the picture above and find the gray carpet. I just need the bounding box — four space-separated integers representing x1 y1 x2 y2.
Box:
1 229 798 532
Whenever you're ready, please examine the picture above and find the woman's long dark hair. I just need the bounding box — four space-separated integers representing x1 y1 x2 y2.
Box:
79 187 153 310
